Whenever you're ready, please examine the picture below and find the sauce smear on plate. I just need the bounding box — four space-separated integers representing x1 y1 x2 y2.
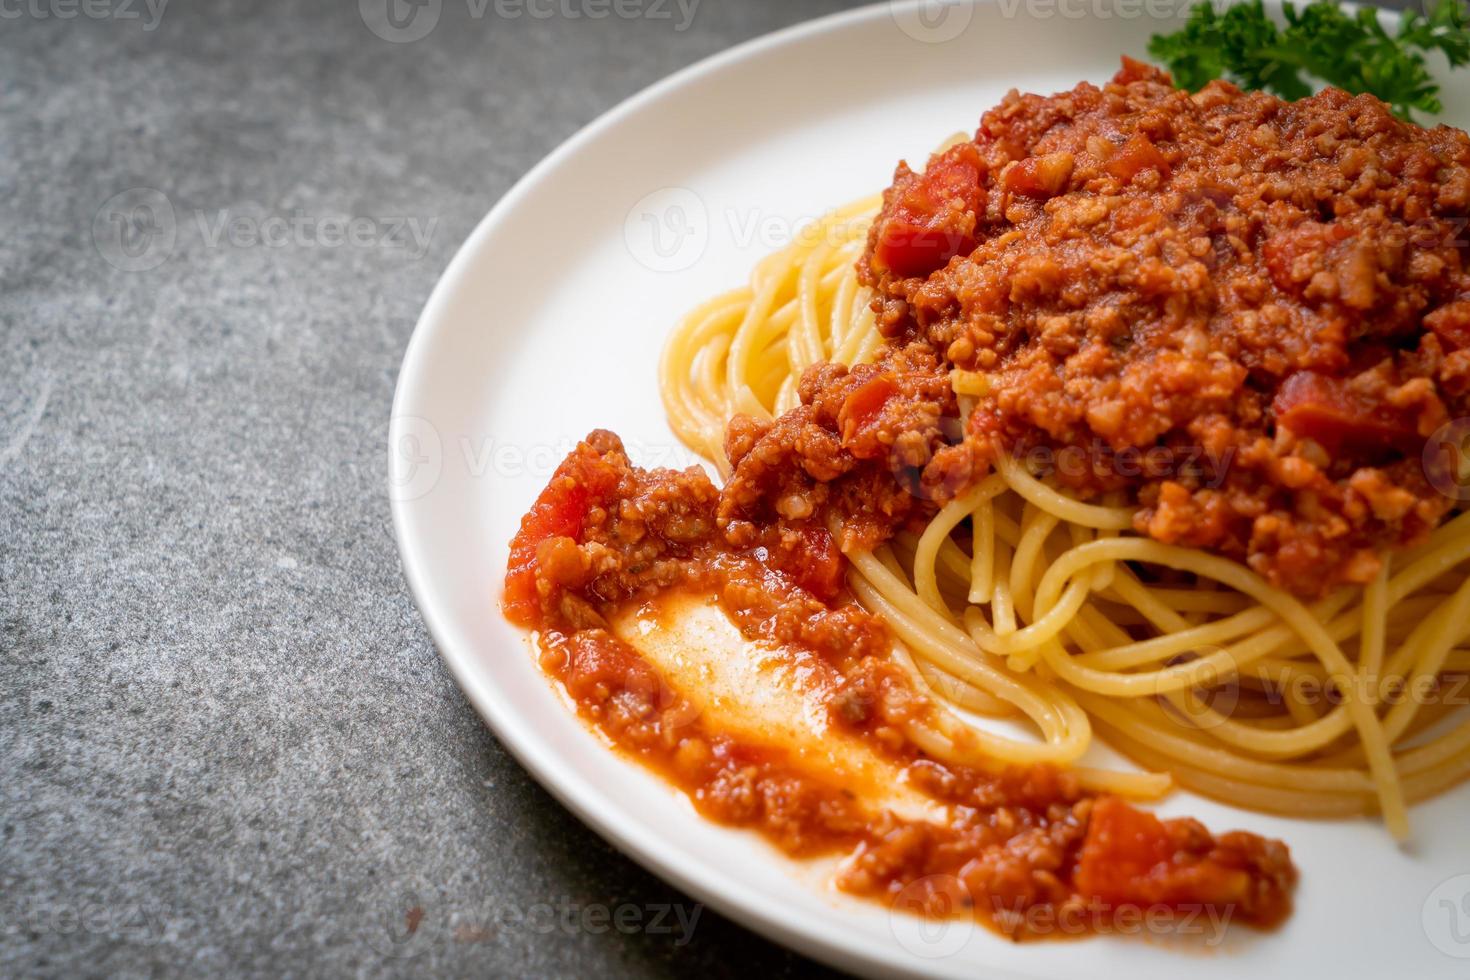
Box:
504 431 1296 939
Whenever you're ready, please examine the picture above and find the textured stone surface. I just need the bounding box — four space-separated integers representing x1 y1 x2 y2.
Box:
0 1 859 976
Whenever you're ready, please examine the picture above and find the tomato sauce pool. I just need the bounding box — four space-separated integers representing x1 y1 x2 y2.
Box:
504 431 1296 940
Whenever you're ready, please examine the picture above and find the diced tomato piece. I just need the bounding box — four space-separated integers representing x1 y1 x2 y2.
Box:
1261 221 1353 291
1002 151 1076 198
1076 797 1250 911
871 143 984 279
764 525 846 601
1113 55 1166 86
1273 371 1420 455
503 443 619 625
837 374 899 452
1103 134 1169 183
560 629 659 706
790 526 845 601
1077 796 1172 905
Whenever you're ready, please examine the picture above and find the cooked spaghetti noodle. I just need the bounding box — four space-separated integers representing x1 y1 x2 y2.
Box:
659 189 1470 841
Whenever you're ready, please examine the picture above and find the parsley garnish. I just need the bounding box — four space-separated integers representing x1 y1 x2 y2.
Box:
1148 0 1470 121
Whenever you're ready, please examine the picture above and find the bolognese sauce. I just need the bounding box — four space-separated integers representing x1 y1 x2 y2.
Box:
863 58 1470 596
504 431 1296 938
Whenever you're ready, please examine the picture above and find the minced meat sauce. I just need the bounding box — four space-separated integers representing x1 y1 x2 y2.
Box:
864 58 1470 596
503 431 1295 937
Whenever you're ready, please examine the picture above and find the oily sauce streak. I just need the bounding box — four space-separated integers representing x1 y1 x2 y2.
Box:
505 431 1295 939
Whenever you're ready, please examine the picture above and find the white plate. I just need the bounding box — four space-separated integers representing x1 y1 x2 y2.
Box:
390 3 1470 976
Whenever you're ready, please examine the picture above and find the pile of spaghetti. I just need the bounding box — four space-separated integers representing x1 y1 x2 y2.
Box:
660 61 1470 839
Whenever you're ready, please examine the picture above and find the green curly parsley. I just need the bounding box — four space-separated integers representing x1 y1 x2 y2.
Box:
1148 0 1470 121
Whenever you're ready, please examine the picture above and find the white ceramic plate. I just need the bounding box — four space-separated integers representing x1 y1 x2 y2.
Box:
390 3 1470 976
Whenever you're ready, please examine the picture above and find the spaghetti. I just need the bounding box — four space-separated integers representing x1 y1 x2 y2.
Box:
659 183 1470 842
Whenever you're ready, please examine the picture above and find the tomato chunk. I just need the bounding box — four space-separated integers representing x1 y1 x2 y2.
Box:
1114 54 1161 85
1103 134 1169 183
1077 797 1247 911
503 441 619 625
837 374 899 453
1273 371 1420 455
789 526 844 601
871 143 984 279
1003 151 1076 198
1261 221 1353 292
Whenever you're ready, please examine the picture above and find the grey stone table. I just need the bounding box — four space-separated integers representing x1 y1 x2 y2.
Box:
0 0 1410 977
0 1 863 976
